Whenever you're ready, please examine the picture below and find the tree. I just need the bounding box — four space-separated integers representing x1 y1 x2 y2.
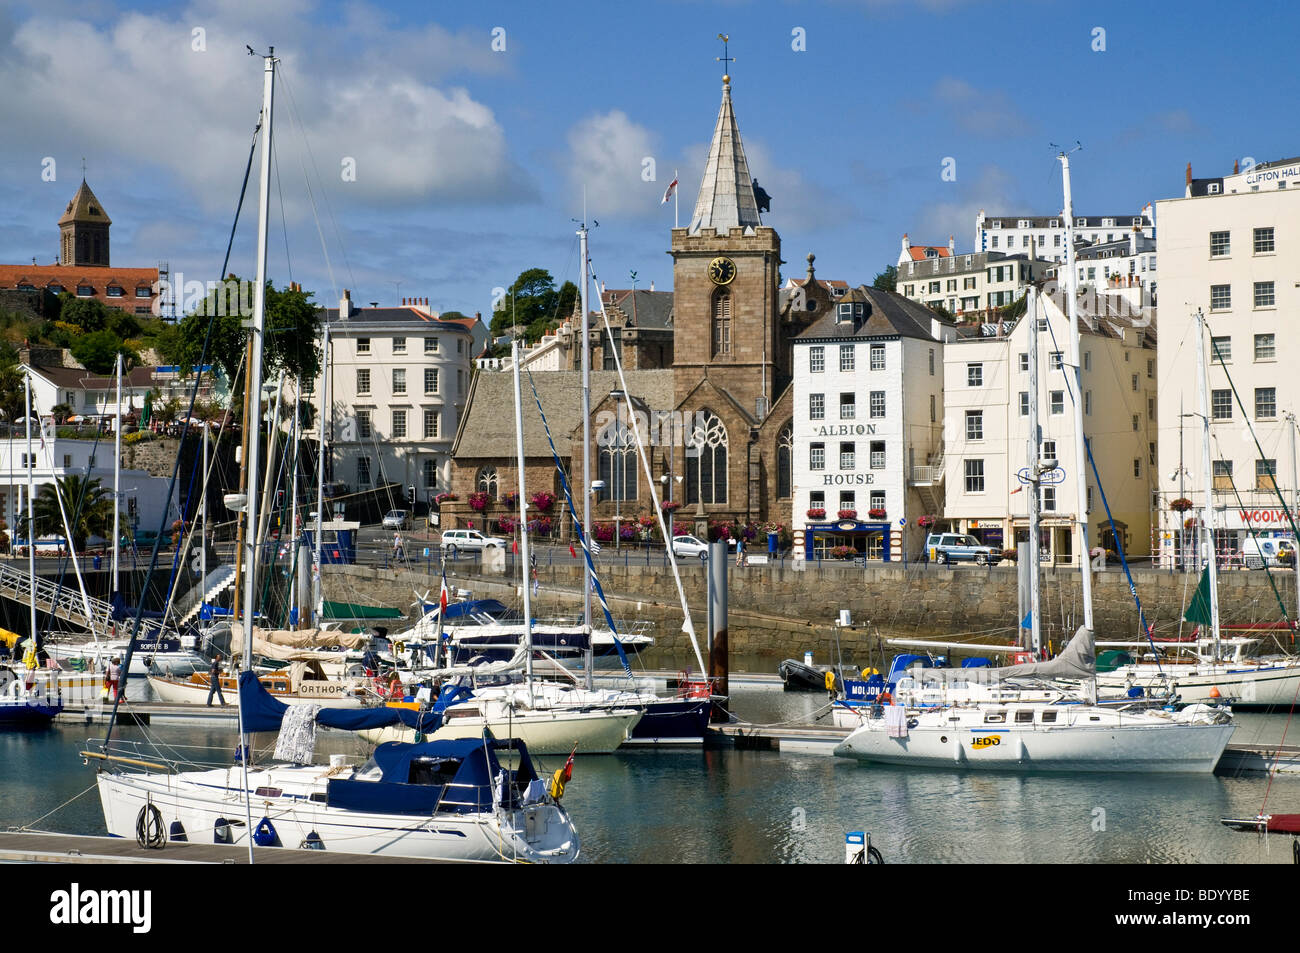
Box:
21 475 117 552
168 278 321 401
58 295 111 333
928 303 955 323
872 265 897 293
490 269 575 343
71 329 137 374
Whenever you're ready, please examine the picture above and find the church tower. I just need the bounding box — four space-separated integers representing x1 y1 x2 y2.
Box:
58 179 111 267
670 74 781 420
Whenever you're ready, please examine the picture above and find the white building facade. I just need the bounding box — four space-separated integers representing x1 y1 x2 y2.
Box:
791 288 953 561
897 250 1054 321
316 292 476 509
976 206 1155 264
940 292 1157 564
1155 156 1300 566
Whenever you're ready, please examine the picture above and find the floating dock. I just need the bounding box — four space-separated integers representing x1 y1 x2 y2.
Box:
0 831 473 864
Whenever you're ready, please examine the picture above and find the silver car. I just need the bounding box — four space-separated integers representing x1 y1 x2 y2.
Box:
382 510 411 530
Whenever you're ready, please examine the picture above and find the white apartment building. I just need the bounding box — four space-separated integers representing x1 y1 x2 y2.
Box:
1155 156 1300 566
791 287 954 561
316 292 476 507
941 291 1157 564
1074 228 1158 305
897 250 1053 321
0 437 175 541
976 206 1155 264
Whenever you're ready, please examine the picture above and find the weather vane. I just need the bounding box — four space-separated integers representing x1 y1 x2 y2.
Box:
716 33 734 80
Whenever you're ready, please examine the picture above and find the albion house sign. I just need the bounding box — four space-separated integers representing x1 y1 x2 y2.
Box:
809 424 877 436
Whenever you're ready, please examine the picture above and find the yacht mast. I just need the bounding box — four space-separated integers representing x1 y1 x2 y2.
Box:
313 321 329 624
112 353 122 603
1058 151 1094 631
1194 309 1222 658
578 220 593 690
511 340 533 688
1025 286 1043 656
25 371 36 660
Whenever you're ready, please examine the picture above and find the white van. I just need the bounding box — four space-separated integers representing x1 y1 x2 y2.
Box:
1241 536 1295 569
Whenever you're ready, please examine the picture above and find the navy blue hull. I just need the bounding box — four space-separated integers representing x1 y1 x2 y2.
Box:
0 701 61 729
627 698 710 744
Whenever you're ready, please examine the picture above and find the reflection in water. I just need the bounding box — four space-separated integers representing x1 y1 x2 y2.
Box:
2 685 1297 864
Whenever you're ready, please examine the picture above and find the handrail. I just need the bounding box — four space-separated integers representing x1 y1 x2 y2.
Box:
0 562 171 640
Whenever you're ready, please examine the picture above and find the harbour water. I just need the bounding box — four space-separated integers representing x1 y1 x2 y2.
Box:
3 681 1297 864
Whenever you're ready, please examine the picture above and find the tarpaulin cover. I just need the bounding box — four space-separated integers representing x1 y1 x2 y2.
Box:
237 670 444 733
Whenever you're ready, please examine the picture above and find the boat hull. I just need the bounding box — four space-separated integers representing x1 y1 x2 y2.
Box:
625 698 711 745
834 709 1234 773
1098 663 1300 708
358 707 641 754
147 675 363 708
94 767 578 863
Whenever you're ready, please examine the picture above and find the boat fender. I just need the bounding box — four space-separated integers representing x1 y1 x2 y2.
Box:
253 817 281 847
300 830 325 851
168 820 188 842
213 818 233 844
134 803 166 850
824 671 836 692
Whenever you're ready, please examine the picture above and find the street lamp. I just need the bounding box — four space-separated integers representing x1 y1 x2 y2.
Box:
609 390 626 550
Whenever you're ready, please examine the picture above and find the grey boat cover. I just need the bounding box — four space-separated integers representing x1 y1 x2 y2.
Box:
992 626 1095 681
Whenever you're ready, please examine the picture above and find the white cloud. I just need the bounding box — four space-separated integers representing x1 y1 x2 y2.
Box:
564 110 663 217
914 164 1019 245
0 3 534 216
932 77 1034 138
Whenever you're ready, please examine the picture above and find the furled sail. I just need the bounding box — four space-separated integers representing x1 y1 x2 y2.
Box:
992 626 1096 681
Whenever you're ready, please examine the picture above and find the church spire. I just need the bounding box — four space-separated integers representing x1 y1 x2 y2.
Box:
687 75 761 235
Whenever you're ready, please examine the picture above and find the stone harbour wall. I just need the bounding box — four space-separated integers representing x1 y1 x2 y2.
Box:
322 560 1300 670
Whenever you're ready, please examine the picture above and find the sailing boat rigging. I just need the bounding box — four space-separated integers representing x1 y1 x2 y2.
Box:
832 154 1235 772
88 49 579 862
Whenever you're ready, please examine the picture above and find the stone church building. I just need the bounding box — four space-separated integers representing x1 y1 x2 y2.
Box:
446 75 822 540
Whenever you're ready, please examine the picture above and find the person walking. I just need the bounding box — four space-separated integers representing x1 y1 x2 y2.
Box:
735 535 746 568
106 656 122 701
393 532 405 564
207 653 226 706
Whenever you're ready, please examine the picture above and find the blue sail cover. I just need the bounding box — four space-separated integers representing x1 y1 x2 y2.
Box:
110 591 167 622
237 670 445 733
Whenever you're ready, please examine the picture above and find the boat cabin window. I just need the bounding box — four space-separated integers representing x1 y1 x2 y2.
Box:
1014 710 1034 723
1040 711 1057 723
254 786 283 798
408 756 462 787
983 711 1006 724
1089 715 1100 721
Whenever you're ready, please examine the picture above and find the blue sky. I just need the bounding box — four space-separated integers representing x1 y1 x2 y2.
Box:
0 0 1292 319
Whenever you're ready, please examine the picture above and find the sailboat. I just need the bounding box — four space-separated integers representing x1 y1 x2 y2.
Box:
1094 309 1300 707
834 155 1235 772
88 49 580 862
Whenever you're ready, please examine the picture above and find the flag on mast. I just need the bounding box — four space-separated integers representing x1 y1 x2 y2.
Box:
661 176 678 204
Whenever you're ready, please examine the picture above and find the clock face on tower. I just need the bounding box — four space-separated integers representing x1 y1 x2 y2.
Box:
707 256 737 285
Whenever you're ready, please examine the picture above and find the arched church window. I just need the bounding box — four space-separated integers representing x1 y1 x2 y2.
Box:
685 410 728 505
476 466 498 496
777 424 793 499
596 415 637 502
712 291 731 358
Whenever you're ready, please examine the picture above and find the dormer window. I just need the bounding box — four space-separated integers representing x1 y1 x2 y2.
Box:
1075 217 1086 227
48 284 64 294
107 286 124 297
838 303 852 322
77 285 94 297
1208 183 1221 194
1049 219 1059 228
1018 219 1030 228
17 283 34 292
854 303 864 317
925 248 937 258
991 220 1001 229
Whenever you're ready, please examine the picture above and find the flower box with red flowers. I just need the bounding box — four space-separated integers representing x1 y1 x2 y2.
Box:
917 515 936 528
468 491 490 512
867 508 887 520
837 509 858 520
806 508 826 519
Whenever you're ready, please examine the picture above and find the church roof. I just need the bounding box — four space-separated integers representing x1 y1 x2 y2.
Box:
452 369 673 460
598 289 674 329
58 180 111 227
688 80 762 234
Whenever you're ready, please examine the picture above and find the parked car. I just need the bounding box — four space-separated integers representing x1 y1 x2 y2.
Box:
440 529 506 555
671 534 737 561
925 532 1001 566
382 509 412 530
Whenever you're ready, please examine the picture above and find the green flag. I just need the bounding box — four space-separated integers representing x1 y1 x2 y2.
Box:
1183 567 1213 626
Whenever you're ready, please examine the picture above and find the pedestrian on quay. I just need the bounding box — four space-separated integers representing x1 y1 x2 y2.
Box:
106 656 121 701
735 535 746 568
207 653 226 706
393 532 405 563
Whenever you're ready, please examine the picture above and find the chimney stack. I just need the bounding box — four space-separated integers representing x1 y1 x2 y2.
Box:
1233 158 1240 174
340 289 352 318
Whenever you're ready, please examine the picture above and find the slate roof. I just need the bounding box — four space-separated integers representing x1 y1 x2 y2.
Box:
597 289 674 329
688 80 761 234
319 305 472 334
58 180 111 227
452 368 674 459
794 286 953 342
